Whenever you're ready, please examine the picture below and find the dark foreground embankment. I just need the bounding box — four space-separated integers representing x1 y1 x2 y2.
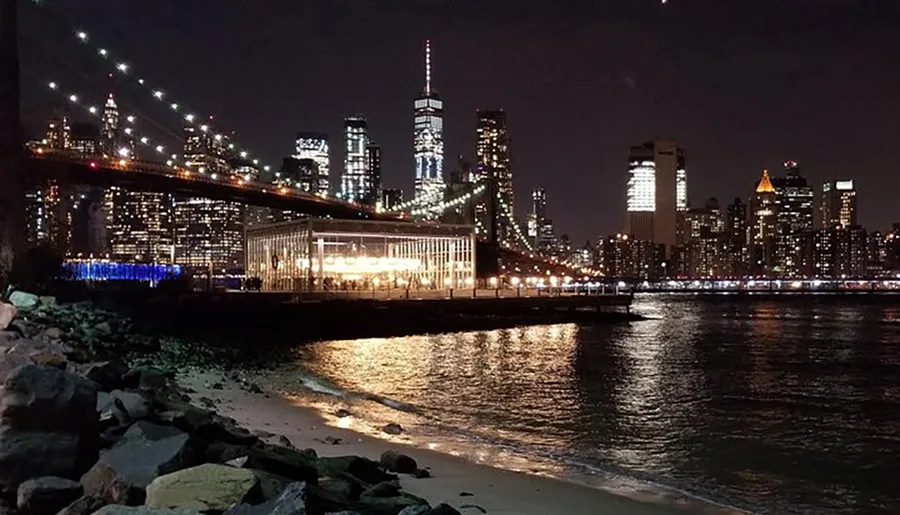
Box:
0 291 479 515
70 291 641 348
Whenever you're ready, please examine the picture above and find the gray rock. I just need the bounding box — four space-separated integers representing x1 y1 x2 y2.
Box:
109 391 151 420
239 444 318 484
144 464 260 511
90 506 201 515
42 327 63 340
0 365 98 495
317 456 394 486
411 469 430 479
80 432 192 504
379 451 417 474
0 303 16 331
9 292 39 310
382 424 403 436
120 422 184 443
361 481 400 498
56 496 106 515
397 507 430 515
458 505 484 514
223 482 313 515
354 493 428 515
85 362 127 392
16 476 83 515
315 477 361 504
276 435 293 448
38 296 56 307
247 469 292 500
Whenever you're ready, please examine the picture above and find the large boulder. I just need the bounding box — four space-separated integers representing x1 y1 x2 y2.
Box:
16 476 83 515
0 365 98 495
0 303 15 331
121 422 184 443
379 451 418 474
145 464 259 511
317 456 394 486
9 292 39 310
80 431 194 505
90 506 201 515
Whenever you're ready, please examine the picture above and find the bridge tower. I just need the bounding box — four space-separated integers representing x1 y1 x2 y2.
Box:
0 0 26 284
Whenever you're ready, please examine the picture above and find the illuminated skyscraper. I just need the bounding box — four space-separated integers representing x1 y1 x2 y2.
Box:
821 180 857 229
99 94 133 157
294 132 330 196
172 125 243 273
363 143 382 207
381 189 403 212
771 160 814 275
413 40 444 201
625 139 687 256
724 197 748 276
340 116 369 203
44 109 72 149
750 169 778 275
475 110 513 246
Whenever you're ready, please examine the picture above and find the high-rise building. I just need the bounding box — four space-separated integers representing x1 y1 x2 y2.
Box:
821 180 857 229
682 198 724 278
380 189 403 212
363 143 382 207
340 116 369 203
771 160 814 276
413 40 444 202
277 157 320 193
750 169 778 275
724 198 748 277
44 109 72 149
70 123 100 155
886 224 900 273
597 234 663 279
799 226 868 278
474 110 513 246
100 94 124 156
625 139 687 256
293 132 330 196
529 188 556 253
172 125 244 273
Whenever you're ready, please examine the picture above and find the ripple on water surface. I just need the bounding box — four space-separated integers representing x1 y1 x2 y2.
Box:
276 294 900 514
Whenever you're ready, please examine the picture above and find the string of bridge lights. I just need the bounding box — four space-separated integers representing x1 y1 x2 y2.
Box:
390 189 445 213
45 80 178 163
497 195 535 252
409 184 486 216
69 28 272 176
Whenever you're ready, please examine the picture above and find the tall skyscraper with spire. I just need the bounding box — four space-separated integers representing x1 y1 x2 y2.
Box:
413 40 444 202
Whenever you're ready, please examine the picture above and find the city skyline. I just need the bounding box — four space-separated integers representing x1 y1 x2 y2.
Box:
19 0 900 244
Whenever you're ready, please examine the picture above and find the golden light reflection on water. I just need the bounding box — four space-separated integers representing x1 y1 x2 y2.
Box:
284 295 900 514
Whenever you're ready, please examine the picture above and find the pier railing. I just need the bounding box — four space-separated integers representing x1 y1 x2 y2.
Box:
288 285 631 301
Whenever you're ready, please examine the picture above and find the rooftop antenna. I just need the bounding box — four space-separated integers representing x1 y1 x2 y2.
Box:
425 39 432 95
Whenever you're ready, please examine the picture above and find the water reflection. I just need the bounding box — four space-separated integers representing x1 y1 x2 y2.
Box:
287 295 900 514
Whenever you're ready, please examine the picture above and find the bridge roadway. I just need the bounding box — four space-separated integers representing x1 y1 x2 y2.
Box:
27 147 400 219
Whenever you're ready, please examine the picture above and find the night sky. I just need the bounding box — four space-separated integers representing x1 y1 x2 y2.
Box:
18 0 900 243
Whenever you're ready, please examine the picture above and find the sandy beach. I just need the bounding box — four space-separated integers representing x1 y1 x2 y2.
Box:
179 370 743 515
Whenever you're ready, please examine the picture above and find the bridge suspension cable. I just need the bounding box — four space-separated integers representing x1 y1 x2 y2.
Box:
497 194 535 253
28 2 275 176
37 76 177 162
408 184 486 216
19 32 184 145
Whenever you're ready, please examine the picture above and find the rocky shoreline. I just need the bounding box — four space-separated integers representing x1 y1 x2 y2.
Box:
0 291 462 515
